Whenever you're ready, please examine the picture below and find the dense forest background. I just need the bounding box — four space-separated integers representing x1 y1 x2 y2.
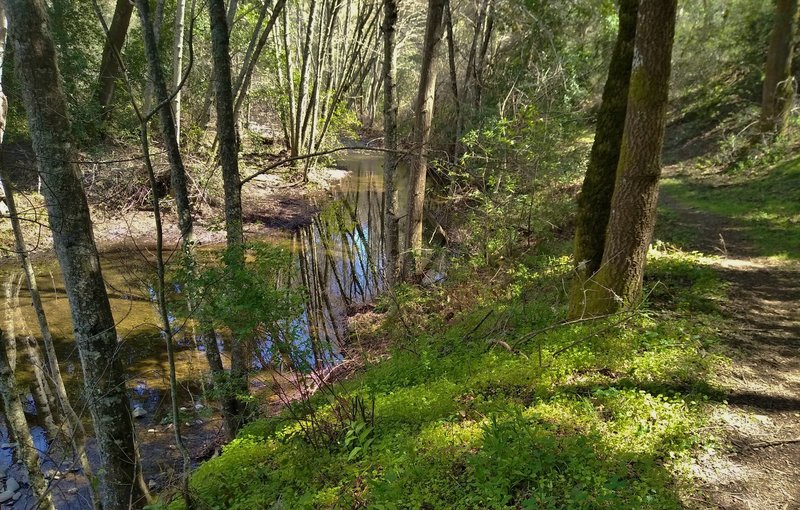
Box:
0 0 798 509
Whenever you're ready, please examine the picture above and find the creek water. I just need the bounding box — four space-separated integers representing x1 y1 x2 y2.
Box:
0 152 429 509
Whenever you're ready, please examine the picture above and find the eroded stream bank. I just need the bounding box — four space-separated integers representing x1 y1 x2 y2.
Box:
0 152 423 508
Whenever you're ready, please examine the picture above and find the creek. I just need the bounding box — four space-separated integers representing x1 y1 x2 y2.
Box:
0 153 436 509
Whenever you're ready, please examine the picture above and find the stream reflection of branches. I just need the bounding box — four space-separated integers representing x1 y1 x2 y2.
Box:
290 161 387 369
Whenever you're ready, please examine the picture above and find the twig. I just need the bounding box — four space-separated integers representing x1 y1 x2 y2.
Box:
512 312 620 348
239 145 415 187
549 311 638 359
749 438 800 449
461 310 493 341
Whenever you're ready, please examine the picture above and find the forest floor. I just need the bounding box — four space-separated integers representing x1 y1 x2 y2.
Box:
658 146 800 508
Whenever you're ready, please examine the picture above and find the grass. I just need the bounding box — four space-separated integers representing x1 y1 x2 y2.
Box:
659 155 800 259
165 247 730 510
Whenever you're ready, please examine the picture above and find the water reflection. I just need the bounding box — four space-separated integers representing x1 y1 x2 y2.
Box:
0 152 418 508
254 154 404 369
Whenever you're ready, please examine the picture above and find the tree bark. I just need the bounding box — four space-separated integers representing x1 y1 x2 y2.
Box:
209 0 249 437
5 0 145 507
585 0 677 315
97 0 134 122
0 7 98 504
568 0 638 319
382 0 400 287
761 0 798 135
403 0 446 281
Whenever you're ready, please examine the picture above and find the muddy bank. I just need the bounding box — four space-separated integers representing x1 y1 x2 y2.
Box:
0 141 352 260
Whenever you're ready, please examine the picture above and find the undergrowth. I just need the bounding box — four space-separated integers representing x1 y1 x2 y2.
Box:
167 246 729 510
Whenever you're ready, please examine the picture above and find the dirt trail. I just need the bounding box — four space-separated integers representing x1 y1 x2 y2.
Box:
658 187 800 510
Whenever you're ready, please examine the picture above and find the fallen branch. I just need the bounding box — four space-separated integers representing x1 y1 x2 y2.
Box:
462 310 493 341
749 438 800 449
487 338 529 360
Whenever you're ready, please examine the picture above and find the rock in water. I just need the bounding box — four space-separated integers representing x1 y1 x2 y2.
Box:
132 406 147 419
0 491 13 503
5 477 20 492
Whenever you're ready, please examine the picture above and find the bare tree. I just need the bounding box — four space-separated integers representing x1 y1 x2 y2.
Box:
403 0 446 281
382 0 400 287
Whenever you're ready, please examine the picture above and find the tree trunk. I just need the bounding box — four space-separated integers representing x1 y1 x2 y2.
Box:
233 0 287 123
444 0 461 159
473 1 494 108
585 0 677 316
139 117 194 510
761 0 798 136
136 0 234 438
97 0 134 122
382 0 400 287
0 8 98 502
136 0 194 249
1 171 98 505
464 0 489 107
5 1 146 507
142 0 166 115
403 0 446 281
294 0 318 169
209 0 249 437
2 276 16 373
568 0 638 319
172 0 187 144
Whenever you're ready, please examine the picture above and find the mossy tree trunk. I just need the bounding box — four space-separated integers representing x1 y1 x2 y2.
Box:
584 0 677 316
5 0 146 507
761 0 798 136
209 0 250 438
568 0 639 319
0 7 98 504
